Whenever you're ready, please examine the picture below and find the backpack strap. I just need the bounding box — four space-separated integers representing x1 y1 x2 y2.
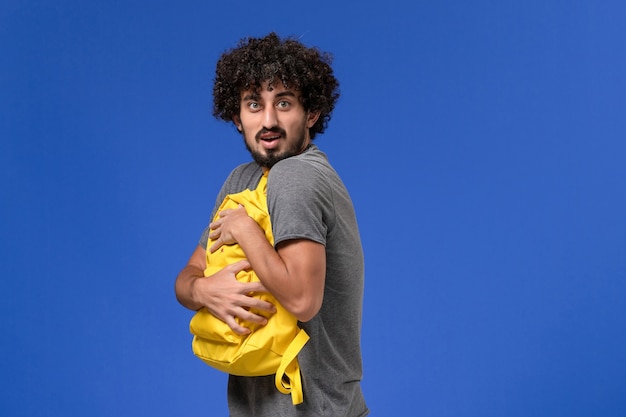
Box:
274 328 310 405
257 169 269 193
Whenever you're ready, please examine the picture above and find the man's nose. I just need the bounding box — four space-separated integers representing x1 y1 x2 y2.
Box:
263 106 278 128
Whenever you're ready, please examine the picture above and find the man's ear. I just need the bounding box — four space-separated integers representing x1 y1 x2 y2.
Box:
306 111 321 129
233 115 242 132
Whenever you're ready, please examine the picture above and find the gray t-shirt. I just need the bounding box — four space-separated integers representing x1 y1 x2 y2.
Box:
199 145 368 417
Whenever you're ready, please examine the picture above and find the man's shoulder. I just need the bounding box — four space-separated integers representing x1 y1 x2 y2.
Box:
268 147 336 198
271 145 330 175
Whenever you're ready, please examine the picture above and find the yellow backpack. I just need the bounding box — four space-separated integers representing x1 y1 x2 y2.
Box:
189 170 310 405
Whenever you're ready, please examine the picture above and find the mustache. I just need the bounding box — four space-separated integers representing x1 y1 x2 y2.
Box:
255 127 286 140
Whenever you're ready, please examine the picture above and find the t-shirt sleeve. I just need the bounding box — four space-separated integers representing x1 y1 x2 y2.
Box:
267 158 333 247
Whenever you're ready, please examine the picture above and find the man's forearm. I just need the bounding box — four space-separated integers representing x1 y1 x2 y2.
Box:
234 221 325 321
175 264 205 311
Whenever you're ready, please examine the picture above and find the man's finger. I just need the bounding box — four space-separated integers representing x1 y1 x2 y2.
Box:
238 309 269 325
225 315 251 335
209 238 222 253
228 259 251 273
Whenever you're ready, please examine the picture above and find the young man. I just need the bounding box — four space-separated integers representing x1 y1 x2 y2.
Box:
175 33 368 416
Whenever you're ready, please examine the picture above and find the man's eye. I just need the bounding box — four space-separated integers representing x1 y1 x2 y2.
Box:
248 102 260 111
277 101 290 108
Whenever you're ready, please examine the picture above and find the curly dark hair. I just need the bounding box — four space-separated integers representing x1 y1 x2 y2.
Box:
212 32 340 140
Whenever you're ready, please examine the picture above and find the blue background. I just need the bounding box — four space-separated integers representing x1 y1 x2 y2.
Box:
2 1 625 415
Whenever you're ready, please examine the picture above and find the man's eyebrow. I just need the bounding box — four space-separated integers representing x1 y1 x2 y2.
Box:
242 92 260 101
275 91 297 98
241 90 297 101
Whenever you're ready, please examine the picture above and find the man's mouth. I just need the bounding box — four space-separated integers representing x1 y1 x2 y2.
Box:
257 129 285 149
260 133 281 141
258 128 284 141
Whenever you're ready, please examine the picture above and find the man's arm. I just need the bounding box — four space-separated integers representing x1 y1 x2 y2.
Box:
174 245 276 335
209 208 326 322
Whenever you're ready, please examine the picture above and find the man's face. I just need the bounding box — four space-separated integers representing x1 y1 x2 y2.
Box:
234 81 319 168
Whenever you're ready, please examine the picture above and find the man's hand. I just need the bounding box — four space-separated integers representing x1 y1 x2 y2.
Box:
208 205 257 253
193 260 276 335
175 247 276 335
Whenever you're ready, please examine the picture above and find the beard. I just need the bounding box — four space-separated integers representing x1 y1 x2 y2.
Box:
243 123 309 168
